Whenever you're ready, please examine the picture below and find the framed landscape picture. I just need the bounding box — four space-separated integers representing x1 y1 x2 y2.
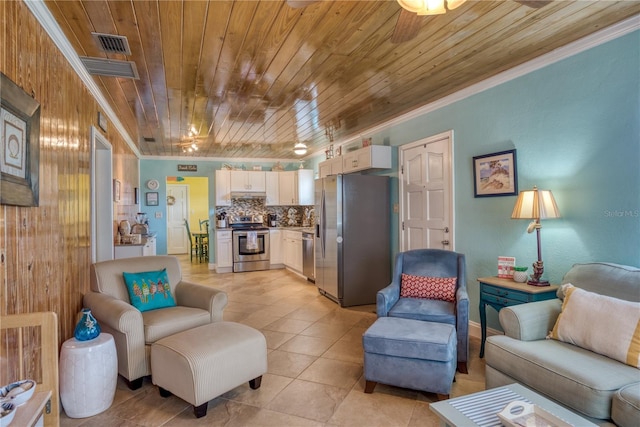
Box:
473 149 518 197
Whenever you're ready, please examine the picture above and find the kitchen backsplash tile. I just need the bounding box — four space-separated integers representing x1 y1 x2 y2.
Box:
215 199 315 227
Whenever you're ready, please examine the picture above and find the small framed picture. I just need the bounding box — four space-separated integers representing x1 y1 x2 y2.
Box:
113 179 121 202
145 191 159 206
473 149 518 197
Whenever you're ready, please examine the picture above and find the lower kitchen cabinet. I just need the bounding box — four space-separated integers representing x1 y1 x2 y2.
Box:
270 229 283 266
283 230 303 273
215 230 233 273
114 236 156 259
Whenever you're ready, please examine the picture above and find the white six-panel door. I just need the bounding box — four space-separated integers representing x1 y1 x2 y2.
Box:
400 131 453 252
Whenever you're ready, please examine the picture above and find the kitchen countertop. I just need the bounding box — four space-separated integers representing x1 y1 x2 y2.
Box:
115 233 156 246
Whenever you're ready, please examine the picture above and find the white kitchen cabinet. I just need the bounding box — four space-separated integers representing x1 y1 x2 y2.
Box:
215 230 233 273
215 170 231 206
297 169 314 205
283 230 303 273
341 145 392 174
230 170 266 192
142 236 156 256
279 170 314 205
265 171 280 206
114 236 156 259
269 229 283 266
318 157 343 178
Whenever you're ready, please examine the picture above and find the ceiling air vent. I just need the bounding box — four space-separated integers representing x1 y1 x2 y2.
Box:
79 57 140 79
91 32 132 55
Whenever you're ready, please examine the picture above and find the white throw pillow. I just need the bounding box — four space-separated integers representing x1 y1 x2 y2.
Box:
549 283 640 369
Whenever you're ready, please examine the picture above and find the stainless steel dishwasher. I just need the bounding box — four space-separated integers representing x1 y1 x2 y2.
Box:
302 232 315 282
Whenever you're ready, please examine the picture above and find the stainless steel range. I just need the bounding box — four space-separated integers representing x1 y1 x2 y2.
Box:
230 214 270 272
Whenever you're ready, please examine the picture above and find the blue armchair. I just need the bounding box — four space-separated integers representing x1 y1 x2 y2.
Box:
377 249 468 373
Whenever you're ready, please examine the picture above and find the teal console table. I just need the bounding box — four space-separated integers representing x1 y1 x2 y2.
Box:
478 276 559 358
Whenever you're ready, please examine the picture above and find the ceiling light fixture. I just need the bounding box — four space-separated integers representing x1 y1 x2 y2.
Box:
293 142 308 156
397 0 466 15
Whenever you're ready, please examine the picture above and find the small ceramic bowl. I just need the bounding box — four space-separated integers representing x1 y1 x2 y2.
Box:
0 403 16 427
0 379 36 406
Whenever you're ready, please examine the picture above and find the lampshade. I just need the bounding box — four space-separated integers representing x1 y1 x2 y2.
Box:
293 142 307 156
397 0 466 15
511 186 561 220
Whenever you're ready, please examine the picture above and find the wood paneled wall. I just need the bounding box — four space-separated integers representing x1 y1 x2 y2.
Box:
0 0 139 354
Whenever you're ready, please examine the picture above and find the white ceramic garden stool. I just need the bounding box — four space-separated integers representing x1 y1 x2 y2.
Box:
59 333 117 418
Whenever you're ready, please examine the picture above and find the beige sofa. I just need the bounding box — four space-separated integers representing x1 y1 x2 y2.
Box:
84 256 227 389
486 262 640 426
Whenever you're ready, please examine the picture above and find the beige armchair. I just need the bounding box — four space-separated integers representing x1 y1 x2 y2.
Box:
84 255 227 389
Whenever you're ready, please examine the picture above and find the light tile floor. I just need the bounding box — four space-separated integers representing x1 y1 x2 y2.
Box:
61 255 486 426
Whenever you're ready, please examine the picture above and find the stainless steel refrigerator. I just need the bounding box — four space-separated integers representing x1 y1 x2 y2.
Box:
315 174 391 307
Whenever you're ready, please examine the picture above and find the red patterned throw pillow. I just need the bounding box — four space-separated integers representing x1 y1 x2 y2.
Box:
400 274 457 302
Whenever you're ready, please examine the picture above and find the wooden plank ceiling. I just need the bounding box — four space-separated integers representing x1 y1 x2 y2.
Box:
44 0 640 159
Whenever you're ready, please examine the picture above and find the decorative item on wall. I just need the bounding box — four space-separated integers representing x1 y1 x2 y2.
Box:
362 137 372 148
146 179 159 190
146 192 159 206
113 179 121 202
473 149 518 197
325 144 334 160
166 195 176 206
74 308 101 341
1 72 41 207
97 111 107 132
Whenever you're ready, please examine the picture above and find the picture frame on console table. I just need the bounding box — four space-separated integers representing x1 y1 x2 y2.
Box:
473 149 518 198
1 72 41 207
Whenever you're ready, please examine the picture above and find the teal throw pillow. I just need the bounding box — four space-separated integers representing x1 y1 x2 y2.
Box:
123 268 176 312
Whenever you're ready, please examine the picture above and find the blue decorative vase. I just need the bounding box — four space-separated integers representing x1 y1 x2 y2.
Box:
74 308 101 341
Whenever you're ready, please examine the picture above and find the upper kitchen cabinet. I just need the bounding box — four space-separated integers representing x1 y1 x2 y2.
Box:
215 170 231 206
230 171 266 192
342 145 392 174
279 170 314 206
265 171 280 206
318 157 343 178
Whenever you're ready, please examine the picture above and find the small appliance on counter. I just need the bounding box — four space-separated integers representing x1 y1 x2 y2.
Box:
268 213 278 227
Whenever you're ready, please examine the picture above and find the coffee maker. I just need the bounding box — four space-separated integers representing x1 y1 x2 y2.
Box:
268 213 278 227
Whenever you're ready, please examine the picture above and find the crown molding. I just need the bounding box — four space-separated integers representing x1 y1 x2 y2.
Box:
335 14 640 146
25 0 141 158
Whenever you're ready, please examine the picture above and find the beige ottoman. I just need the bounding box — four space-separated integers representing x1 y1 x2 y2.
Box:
151 321 267 418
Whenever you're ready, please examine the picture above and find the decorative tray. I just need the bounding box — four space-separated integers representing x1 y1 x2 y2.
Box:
498 401 573 427
0 380 36 407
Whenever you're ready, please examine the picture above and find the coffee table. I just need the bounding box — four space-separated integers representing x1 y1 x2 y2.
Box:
430 383 597 427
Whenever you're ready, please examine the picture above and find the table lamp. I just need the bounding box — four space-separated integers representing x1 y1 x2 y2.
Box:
511 186 560 286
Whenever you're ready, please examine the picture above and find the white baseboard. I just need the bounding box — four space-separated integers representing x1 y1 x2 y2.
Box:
469 321 502 340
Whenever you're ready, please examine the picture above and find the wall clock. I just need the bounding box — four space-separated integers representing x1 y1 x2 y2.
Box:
146 179 159 190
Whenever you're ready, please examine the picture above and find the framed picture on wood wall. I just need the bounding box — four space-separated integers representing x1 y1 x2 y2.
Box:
113 179 121 202
473 149 518 197
1 72 41 206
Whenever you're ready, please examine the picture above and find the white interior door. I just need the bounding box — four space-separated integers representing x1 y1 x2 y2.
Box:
90 126 114 263
166 184 189 254
400 131 454 252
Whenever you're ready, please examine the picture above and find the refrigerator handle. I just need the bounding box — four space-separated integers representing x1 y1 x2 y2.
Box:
321 188 326 258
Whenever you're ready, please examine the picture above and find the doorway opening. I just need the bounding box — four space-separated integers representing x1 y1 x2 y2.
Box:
166 177 209 255
90 126 114 263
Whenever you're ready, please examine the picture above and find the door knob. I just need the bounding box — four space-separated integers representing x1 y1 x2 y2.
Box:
441 240 450 245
